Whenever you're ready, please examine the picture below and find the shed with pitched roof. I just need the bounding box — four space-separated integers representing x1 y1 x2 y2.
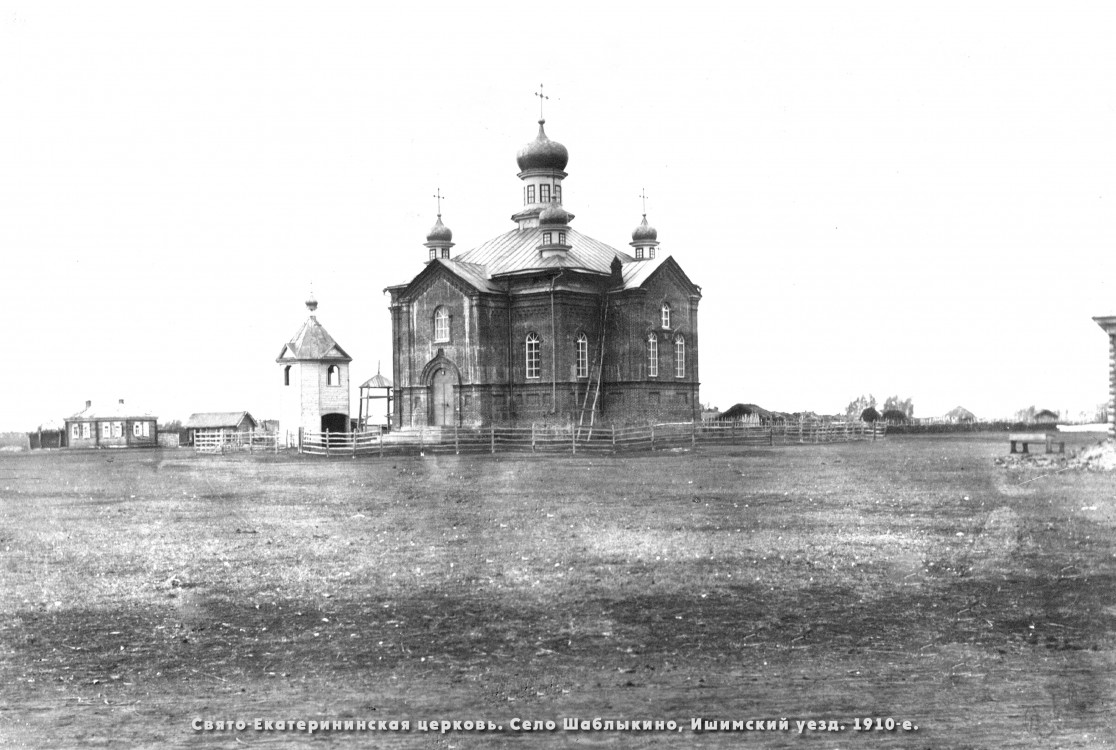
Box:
184 412 258 445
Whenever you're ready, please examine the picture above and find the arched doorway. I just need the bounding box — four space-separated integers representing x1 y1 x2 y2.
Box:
321 413 348 432
431 367 454 426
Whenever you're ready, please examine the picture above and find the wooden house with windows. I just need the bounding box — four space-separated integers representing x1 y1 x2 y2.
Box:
386 113 701 428
184 412 258 444
64 399 157 449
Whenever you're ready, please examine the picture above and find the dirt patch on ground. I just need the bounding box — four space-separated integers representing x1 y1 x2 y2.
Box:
1 441 1113 748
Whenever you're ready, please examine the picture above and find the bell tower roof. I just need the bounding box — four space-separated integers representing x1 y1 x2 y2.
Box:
276 298 351 362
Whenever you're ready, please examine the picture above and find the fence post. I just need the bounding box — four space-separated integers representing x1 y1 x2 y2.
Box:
352 430 357 457
650 424 655 451
325 430 330 458
691 420 696 448
731 421 737 445
490 425 495 454
611 424 616 451
531 423 536 453
379 428 384 458
454 422 459 455
298 427 303 454
769 425 774 446
571 425 576 455
419 428 424 455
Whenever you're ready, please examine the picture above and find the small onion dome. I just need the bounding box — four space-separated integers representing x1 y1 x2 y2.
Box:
305 296 318 312
539 202 571 226
632 214 658 242
426 215 452 243
516 119 569 172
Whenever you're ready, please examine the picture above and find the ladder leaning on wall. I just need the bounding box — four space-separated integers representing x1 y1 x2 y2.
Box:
577 291 609 441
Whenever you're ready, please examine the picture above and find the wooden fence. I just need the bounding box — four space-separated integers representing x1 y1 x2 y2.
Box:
241 420 884 458
193 431 282 454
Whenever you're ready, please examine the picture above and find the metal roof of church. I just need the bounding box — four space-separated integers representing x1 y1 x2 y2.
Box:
454 227 633 278
618 253 672 288
277 316 352 362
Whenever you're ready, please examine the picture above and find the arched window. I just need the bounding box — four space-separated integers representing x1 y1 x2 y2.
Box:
433 306 449 342
647 333 658 378
525 333 541 379
576 333 589 378
283 365 291 386
674 335 685 378
661 302 672 329
327 365 340 386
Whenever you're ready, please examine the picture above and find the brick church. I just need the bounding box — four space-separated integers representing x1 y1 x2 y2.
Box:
385 114 701 429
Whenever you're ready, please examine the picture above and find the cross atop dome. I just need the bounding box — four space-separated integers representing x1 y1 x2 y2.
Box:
535 83 548 121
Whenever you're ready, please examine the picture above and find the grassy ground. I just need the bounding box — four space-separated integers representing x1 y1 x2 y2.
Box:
1 434 1113 748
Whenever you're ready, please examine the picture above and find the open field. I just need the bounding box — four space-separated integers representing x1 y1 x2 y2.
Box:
1 434 1114 748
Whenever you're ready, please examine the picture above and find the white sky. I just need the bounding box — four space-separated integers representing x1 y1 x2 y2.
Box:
1 1 1114 429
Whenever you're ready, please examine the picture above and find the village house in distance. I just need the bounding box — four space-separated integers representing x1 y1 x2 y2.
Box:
386 111 701 429
64 400 157 449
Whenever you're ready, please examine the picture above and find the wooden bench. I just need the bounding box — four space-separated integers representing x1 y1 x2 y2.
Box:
1009 432 1065 454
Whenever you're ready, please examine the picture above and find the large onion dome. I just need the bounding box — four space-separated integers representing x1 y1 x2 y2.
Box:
632 214 658 242
516 119 569 172
426 215 452 243
539 202 571 226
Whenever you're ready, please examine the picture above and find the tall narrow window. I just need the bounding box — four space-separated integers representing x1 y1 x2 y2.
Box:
429 247 437 260
525 333 541 379
543 231 552 245
540 184 551 203
71 423 80 439
433 306 449 342
101 422 110 438
283 365 291 386
82 423 91 439
133 422 142 437
635 247 644 260
576 333 589 378
526 185 536 204
674 335 685 378
441 247 449 259
328 365 340 386
661 302 672 329
647 333 658 377
554 184 562 203
558 231 566 245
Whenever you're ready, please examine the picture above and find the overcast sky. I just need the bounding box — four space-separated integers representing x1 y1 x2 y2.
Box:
2 1 1114 430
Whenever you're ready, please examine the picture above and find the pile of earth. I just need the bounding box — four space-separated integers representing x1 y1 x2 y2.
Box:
1069 441 1116 471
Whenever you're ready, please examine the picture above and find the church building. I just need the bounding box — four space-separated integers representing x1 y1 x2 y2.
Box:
385 114 701 429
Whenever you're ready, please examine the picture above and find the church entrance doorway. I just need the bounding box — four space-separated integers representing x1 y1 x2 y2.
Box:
431 368 454 426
